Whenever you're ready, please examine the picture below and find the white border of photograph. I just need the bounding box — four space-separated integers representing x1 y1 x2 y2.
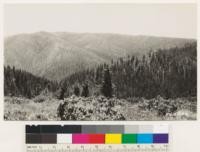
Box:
0 0 199 152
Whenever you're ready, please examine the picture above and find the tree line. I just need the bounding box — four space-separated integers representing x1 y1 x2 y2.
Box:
4 66 58 98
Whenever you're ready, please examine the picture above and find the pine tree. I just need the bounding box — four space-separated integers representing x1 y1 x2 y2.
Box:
81 83 89 97
59 87 66 100
74 86 80 96
101 68 113 98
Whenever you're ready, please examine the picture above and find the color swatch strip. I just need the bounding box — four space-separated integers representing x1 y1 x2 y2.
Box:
26 125 168 144
26 125 168 134
26 134 168 144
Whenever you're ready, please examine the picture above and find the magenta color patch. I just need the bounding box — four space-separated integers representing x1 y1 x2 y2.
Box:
72 134 89 144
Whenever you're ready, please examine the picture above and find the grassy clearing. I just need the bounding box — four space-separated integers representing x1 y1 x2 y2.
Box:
4 96 196 121
4 96 61 120
125 103 196 121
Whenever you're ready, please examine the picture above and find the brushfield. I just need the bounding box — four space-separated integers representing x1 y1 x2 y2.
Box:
4 96 196 121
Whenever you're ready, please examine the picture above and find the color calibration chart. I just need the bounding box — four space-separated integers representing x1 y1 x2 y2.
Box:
26 125 169 152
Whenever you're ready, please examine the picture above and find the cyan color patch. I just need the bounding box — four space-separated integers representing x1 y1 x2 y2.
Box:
137 134 153 143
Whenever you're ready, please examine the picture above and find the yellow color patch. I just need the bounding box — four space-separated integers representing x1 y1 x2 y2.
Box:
105 134 122 144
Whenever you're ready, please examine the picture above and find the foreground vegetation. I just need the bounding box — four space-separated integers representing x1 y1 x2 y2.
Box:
4 95 196 121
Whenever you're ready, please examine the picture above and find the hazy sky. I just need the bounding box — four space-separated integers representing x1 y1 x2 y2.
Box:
4 3 197 38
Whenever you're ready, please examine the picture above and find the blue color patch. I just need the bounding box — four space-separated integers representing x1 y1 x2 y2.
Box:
137 134 153 143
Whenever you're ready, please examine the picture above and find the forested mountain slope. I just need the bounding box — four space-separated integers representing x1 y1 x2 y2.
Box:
4 31 194 81
62 43 197 99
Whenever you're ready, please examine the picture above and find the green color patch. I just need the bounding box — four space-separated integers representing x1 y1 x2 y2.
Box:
122 134 137 144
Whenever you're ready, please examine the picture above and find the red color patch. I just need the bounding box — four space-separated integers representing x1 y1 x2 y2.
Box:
88 134 105 144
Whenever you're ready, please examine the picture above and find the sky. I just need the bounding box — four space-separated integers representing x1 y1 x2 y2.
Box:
4 3 197 38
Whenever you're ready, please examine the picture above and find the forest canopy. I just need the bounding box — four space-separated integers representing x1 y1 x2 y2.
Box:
4 42 197 99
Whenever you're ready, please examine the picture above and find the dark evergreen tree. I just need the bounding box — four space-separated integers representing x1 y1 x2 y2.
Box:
74 86 80 96
101 68 113 98
81 83 89 97
58 87 66 100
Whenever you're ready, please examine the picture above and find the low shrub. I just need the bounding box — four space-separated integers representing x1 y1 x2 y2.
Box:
57 96 126 120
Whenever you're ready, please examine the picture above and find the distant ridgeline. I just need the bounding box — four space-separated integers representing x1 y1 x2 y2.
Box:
4 42 197 99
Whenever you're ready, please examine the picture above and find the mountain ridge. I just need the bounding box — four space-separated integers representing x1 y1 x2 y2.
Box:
4 31 196 81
